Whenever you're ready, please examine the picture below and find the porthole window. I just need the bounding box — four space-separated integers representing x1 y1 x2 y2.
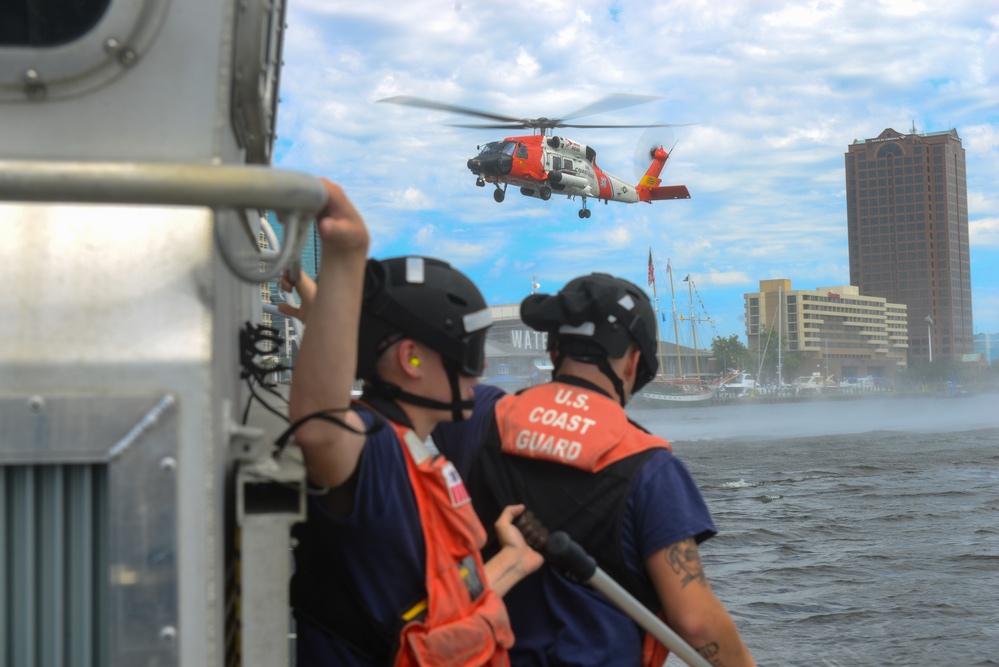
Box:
1 0 111 47
0 0 169 102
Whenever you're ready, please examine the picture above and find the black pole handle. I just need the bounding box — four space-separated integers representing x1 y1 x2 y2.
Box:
544 531 597 581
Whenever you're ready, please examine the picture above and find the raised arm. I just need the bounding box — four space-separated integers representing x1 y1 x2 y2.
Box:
288 179 370 488
646 538 756 666
278 269 316 324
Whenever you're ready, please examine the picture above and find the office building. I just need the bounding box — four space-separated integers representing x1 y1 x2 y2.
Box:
745 279 908 380
845 128 972 363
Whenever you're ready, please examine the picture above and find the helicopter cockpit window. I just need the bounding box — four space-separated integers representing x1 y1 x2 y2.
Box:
500 142 517 156
0 0 111 46
477 142 499 156
516 144 528 159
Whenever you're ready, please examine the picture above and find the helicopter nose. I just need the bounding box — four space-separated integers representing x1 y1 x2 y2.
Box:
467 154 512 177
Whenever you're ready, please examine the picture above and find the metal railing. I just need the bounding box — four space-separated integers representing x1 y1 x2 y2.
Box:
0 160 328 282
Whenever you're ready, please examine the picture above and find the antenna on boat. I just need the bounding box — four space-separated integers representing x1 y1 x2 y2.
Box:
531 272 541 294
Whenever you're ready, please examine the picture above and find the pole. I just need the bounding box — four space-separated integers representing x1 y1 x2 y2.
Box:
649 249 665 379
688 278 702 380
545 532 714 667
926 314 934 363
668 261 683 378
777 285 783 391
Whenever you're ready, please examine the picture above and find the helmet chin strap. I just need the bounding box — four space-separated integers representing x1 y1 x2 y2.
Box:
553 350 627 407
366 364 473 423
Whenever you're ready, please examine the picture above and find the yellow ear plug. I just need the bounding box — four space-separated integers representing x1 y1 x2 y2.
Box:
409 357 421 367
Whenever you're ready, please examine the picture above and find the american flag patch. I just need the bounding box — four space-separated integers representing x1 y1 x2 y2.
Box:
442 462 471 507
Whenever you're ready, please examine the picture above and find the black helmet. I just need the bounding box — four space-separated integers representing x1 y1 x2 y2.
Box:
358 256 492 379
520 273 658 398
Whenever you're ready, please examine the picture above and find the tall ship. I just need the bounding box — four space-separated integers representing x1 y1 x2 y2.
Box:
634 250 721 407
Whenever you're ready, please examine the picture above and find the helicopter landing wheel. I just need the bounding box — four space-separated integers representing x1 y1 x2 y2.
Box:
540 186 552 201
475 177 486 187
493 187 505 203
578 207 590 218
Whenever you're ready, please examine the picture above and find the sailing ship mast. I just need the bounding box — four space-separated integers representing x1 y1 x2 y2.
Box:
755 284 784 390
778 283 783 389
637 252 719 406
648 248 666 379
686 275 703 380
667 259 684 379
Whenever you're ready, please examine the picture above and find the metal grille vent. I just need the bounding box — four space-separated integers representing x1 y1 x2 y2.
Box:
1 464 108 667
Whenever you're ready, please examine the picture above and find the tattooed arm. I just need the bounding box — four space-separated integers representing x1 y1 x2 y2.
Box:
645 538 757 667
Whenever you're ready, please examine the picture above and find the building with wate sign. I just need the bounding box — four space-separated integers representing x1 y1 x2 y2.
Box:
483 303 712 392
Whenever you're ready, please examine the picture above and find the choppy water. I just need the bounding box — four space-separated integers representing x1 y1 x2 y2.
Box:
629 392 999 667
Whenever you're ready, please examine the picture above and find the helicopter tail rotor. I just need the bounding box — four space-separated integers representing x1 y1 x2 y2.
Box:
632 125 677 183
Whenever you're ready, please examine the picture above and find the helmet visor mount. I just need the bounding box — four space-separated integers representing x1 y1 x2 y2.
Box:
457 309 491 376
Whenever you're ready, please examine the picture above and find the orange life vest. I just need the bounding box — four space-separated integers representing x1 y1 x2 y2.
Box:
494 381 670 473
494 382 672 667
389 420 514 667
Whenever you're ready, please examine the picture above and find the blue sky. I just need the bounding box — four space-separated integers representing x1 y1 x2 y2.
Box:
274 0 999 341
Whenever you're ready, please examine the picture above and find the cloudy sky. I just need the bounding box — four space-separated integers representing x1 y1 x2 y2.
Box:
274 0 999 341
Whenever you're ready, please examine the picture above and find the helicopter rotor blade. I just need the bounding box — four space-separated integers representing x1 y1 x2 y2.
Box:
558 93 662 121
445 122 529 130
446 121 695 131
380 94 694 134
377 95 523 124
559 122 695 129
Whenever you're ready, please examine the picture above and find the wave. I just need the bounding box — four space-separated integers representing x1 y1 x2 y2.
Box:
719 478 761 489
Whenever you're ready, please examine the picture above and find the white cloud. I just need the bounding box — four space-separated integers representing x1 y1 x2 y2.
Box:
970 217 999 249
514 49 541 78
414 224 437 248
762 1 842 30
600 225 632 247
701 270 752 287
395 187 432 209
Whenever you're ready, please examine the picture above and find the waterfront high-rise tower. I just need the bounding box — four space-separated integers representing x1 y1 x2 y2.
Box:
845 128 972 363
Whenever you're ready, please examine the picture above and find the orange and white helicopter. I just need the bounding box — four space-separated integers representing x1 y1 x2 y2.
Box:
379 94 691 218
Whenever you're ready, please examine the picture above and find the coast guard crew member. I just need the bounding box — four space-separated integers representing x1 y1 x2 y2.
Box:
287 180 542 666
437 273 757 667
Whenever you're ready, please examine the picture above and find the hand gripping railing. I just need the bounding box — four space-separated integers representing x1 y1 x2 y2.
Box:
0 160 328 282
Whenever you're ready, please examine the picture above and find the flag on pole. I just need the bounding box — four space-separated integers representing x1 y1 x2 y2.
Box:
683 274 690 282
666 258 671 274
647 250 655 286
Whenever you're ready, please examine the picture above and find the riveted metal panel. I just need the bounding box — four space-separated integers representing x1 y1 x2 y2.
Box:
0 394 178 667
